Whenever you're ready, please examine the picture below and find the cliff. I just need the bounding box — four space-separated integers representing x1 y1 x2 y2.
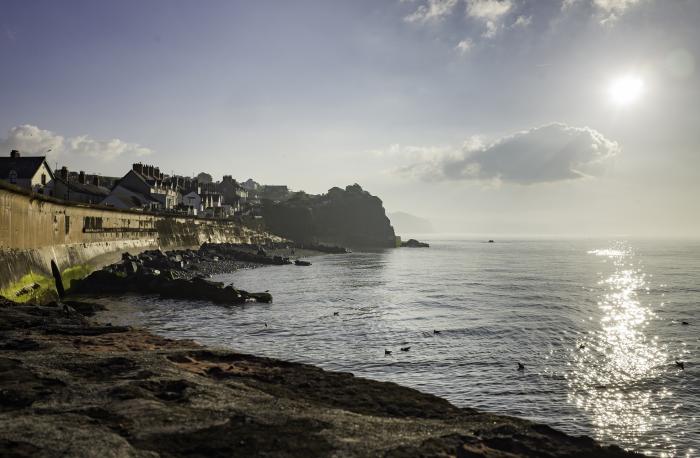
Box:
262 184 397 248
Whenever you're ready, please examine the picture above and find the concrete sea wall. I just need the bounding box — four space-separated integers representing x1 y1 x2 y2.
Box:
0 181 283 302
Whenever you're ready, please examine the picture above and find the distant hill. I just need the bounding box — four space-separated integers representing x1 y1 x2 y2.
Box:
388 211 434 234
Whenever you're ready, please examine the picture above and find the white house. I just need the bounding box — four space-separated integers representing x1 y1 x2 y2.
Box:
0 150 54 195
182 190 202 215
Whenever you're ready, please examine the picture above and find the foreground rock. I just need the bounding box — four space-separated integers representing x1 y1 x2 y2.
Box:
401 239 430 248
0 298 640 457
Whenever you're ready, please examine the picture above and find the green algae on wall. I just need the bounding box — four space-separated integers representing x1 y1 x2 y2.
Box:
0 264 93 303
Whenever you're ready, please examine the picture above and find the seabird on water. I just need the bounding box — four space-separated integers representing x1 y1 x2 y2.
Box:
400 346 411 352
433 330 441 335
385 349 392 355
517 362 525 371
676 360 685 370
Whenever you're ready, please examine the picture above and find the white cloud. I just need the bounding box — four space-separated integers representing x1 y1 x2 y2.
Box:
455 38 474 54
512 15 532 28
561 0 647 24
0 124 153 164
466 0 513 37
594 0 643 23
404 0 459 23
398 123 620 184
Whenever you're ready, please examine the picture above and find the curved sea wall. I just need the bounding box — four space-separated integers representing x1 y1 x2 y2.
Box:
0 182 284 302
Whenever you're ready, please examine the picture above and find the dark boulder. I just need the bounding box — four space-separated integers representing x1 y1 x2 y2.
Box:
401 239 429 248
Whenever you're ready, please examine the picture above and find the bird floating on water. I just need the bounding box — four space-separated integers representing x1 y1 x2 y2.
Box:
333 312 339 316
385 349 392 355
517 362 525 371
578 344 586 350
676 360 685 370
681 321 689 325
400 346 411 352
433 330 441 335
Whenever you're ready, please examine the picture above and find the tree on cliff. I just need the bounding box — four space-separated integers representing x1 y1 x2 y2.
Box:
197 172 213 184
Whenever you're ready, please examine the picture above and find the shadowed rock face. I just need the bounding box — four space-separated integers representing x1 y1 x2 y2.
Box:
0 298 641 457
262 184 397 248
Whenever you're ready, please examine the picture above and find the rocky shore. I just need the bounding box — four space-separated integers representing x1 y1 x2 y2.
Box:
0 296 641 457
67 243 325 305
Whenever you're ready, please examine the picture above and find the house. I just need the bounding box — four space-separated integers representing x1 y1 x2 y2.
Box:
218 175 248 213
181 190 202 215
260 184 290 202
0 150 54 195
241 178 259 191
101 163 178 211
200 182 223 211
53 167 110 204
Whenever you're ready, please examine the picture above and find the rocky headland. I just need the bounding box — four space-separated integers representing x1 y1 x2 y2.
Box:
261 184 397 249
0 296 641 457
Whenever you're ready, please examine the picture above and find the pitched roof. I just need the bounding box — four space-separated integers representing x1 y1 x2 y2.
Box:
55 177 110 197
0 156 52 180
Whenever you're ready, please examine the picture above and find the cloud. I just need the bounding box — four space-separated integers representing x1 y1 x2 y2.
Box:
0 124 153 164
466 0 513 37
512 15 532 28
455 38 474 54
593 0 643 23
561 0 647 24
404 0 459 23
399 123 620 184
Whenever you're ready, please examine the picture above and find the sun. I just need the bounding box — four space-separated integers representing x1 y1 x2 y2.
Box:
608 75 644 107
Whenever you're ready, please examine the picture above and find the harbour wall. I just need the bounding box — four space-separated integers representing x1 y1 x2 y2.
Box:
0 181 284 302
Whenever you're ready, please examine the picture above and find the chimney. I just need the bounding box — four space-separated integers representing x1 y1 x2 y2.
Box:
133 163 144 174
60 166 68 180
148 165 154 178
10 149 20 158
78 171 86 184
154 167 160 179
92 175 99 186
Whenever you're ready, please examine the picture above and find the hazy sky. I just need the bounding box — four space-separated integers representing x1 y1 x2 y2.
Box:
1 0 699 236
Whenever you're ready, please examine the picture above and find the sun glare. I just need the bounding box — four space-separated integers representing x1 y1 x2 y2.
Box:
608 75 644 106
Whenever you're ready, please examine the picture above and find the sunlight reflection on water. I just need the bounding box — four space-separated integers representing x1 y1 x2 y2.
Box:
572 243 682 456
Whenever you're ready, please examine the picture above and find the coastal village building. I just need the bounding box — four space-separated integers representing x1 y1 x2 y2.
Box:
200 182 223 210
101 163 178 211
260 184 290 202
0 150 54 195
181 190 202 215
217 175 248 214
53 167 110 205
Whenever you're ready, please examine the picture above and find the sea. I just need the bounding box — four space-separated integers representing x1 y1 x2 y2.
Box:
96 237 699 457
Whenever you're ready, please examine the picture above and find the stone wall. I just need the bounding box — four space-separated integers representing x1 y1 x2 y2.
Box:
0 181 283 302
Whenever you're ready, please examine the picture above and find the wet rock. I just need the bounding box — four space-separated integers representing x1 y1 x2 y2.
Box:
0 299 642 457
401 239 429 248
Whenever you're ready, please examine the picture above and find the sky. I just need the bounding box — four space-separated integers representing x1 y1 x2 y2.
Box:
1 0 699 236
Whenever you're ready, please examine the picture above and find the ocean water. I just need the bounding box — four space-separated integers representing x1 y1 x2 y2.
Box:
98 238 699 456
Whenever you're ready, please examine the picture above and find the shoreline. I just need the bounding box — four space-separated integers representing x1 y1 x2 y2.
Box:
0 296 640 457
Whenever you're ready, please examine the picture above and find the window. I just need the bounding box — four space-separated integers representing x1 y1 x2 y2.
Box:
8 170 17 184
41 173 46 185
65 216 70 234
